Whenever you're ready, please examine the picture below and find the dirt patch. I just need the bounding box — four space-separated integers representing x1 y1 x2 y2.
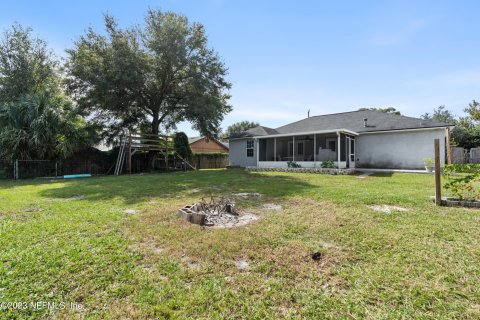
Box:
152 247 164 254
23 207 43 213
318 241 338 249
181 255 201 270
212 213 258 228
129 240 164 255
232 192 261 198
65 195 87 200
234 259 250 270
368 205 408 213
262 203 283 211
356 172 372 179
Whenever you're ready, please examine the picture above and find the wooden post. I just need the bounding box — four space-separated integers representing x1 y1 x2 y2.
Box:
314 134 316 164
434 138 442 205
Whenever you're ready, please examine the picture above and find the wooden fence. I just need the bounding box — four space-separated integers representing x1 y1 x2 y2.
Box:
450 146 480 164
191 153 229 169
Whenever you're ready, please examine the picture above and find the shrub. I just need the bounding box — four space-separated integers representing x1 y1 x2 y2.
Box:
320 160 335 168
287 161 301 168
173 132 192 159
423 158 434 166
443 164 480 201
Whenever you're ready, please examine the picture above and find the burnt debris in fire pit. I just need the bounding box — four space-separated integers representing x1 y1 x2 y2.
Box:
179 196 257 228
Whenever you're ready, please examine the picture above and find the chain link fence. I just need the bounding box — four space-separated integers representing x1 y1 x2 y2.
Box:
11 159 115 180
0 159 8 179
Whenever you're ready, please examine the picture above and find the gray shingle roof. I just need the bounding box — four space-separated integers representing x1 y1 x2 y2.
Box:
220 141 229 149
275 110 451 134
229 126 278 138
232 110 453 139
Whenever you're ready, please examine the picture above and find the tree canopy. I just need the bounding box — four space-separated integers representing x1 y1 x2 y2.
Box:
0 93 92 162
422 103 480 149
0 24 93 163
357 107 401 115
173 132 192 159
222 121 260 139
0 23 59 104
65 9 232 141
421 105 457 124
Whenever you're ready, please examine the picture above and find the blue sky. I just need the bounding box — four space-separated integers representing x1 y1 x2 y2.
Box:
1 0 479 136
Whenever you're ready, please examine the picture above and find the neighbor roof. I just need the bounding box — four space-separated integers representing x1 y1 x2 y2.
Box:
188 136 229 150
188 137 203 144
231 110 451 138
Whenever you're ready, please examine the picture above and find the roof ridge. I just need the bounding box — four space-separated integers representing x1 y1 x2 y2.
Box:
308 110 369 118
275 110 378 130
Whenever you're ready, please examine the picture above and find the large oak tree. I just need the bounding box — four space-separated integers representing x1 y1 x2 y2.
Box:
65 9 232 142
0 23 59 104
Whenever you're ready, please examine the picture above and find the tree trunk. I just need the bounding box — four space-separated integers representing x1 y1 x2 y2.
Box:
147 113 160 170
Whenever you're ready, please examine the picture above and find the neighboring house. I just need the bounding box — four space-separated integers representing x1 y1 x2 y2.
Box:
188 136 229 153
228 110 453 170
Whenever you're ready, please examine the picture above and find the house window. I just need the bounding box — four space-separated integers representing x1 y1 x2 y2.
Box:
246 140 254 157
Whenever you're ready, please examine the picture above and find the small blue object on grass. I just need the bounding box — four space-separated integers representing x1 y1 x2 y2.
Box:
63 174 92 179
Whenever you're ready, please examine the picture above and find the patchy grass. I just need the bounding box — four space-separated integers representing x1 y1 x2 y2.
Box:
0 169 479 319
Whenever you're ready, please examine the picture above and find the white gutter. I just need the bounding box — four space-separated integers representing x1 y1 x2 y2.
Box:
359 126 454 135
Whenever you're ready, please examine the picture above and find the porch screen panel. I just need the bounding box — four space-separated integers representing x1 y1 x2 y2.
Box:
259 139 267 161
340 134 346 162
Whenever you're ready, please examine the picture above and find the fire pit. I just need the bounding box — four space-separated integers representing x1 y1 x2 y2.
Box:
179 196 257 227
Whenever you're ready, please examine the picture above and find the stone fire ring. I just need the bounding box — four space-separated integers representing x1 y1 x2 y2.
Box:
178 204 207 225
178 201 258 228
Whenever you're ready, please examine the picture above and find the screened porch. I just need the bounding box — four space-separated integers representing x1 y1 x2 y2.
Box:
256 130 357 169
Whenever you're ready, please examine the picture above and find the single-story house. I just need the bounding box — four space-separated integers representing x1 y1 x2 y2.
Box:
188 136 229 153
228 110 453 170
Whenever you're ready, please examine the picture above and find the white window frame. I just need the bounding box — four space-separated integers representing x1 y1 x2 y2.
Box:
246 139 254 157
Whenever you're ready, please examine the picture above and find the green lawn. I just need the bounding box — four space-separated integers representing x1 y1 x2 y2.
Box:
0 169 479 319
